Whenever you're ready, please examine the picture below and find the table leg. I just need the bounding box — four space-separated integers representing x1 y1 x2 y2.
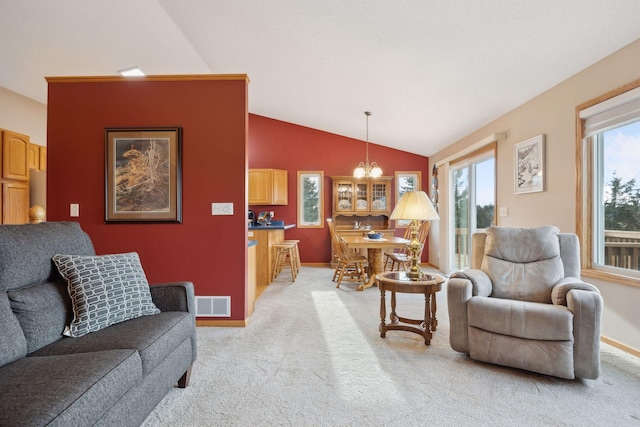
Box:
379 288 387 337
358 247 383 291
430 291 438 331
423 293 431 345
390 291 399 324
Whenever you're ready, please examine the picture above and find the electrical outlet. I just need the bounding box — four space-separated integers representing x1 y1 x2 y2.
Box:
269 211 274 218
70 204 79 217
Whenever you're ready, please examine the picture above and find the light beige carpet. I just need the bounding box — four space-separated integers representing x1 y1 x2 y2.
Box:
142 266 640 426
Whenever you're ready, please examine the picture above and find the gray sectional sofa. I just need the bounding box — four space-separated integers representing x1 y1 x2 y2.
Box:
0 222 197 426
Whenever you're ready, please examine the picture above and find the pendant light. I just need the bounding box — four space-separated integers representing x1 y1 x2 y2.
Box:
354 111 382 178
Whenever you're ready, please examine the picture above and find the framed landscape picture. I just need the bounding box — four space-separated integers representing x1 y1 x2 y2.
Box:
105 127 182 222
514 134 545 194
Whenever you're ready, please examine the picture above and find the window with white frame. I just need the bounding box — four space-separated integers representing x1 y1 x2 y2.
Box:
297 171 324 228
578 81 640 283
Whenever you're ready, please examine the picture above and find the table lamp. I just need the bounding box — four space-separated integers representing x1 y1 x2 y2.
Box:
390 191 440 280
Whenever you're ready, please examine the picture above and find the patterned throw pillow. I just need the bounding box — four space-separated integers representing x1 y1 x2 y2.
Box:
52 252 160 338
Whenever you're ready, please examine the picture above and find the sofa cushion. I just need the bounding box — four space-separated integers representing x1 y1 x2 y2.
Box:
53 252 160 337
483 225 561 263
31 311 192 375
483 256 564 303
0 222 95 292
468 296 573 341
0 292 27 367
8 280 72 353
482 226 564 303
0 349 141 427
468 327 575 379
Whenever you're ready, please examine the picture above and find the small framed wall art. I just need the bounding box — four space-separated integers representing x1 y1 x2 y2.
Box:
105 127 182 222
514 134 545 194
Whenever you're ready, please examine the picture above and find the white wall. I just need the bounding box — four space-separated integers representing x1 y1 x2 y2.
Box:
428 38 640 353
0 86 47 144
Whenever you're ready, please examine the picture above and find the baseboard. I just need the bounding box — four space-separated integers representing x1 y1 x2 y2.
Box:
196 319 247 327
601 336 640 358
420 262 440 270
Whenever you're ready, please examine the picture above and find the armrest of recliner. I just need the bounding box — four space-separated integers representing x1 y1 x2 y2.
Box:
551 277 600 306
150 281 195 317
566 288 603 379
449 269 493 296
447 269 492 354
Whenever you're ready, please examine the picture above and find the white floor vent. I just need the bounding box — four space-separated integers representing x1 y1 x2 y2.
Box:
195 296 231 317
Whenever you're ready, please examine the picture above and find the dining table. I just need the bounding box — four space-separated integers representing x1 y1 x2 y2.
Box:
341 235 410 290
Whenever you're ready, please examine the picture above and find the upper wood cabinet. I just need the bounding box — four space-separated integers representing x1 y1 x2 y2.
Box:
332 176 392 216
2 129 29 181
249 169 288 205
0 129 31 224
39 146 47 171
28 143 39 170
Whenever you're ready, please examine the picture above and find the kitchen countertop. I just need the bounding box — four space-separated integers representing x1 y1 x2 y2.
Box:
248 220 295 230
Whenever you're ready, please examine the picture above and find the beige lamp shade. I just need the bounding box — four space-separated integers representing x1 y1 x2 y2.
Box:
390 191 439 221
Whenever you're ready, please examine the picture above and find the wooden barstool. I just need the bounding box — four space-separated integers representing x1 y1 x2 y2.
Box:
281 239 301 273
272 242 297 282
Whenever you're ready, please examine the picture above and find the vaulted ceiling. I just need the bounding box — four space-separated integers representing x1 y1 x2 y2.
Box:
2 1 640 156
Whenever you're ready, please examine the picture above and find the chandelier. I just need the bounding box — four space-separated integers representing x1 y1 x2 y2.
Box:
354 111 382 178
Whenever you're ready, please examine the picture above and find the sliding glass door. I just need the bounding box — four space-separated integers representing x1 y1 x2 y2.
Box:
450 151 495 270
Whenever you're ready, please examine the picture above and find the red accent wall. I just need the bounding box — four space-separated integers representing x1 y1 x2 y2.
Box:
47 77 249 320
46 79 429 322
248 114 430 263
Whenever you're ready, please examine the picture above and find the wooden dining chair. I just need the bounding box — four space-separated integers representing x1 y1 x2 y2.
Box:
385 221 431 272
327 219 369 288
384 225 412 270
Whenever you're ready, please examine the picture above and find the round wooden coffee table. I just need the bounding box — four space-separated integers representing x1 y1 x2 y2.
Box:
375 271 445 345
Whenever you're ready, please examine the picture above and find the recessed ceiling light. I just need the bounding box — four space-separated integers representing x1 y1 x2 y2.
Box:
118 67 146 77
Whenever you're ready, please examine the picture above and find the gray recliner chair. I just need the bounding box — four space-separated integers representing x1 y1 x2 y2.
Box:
447 226 603 379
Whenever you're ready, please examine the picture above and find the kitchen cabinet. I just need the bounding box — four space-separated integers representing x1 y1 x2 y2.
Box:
27 144 46 171
2 130 29 181
247 242 257 318
1 129 30 224
249 169 288 205
39 146 47 171
28 143 40 170
248 228 285 288
2 181 29 224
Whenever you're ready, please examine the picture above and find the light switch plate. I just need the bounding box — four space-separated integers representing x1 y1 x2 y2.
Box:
70 204 79 217
499 207 508 217
211 202 233 215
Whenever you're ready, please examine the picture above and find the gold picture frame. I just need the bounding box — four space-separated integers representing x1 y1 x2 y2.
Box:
105 127 182 222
